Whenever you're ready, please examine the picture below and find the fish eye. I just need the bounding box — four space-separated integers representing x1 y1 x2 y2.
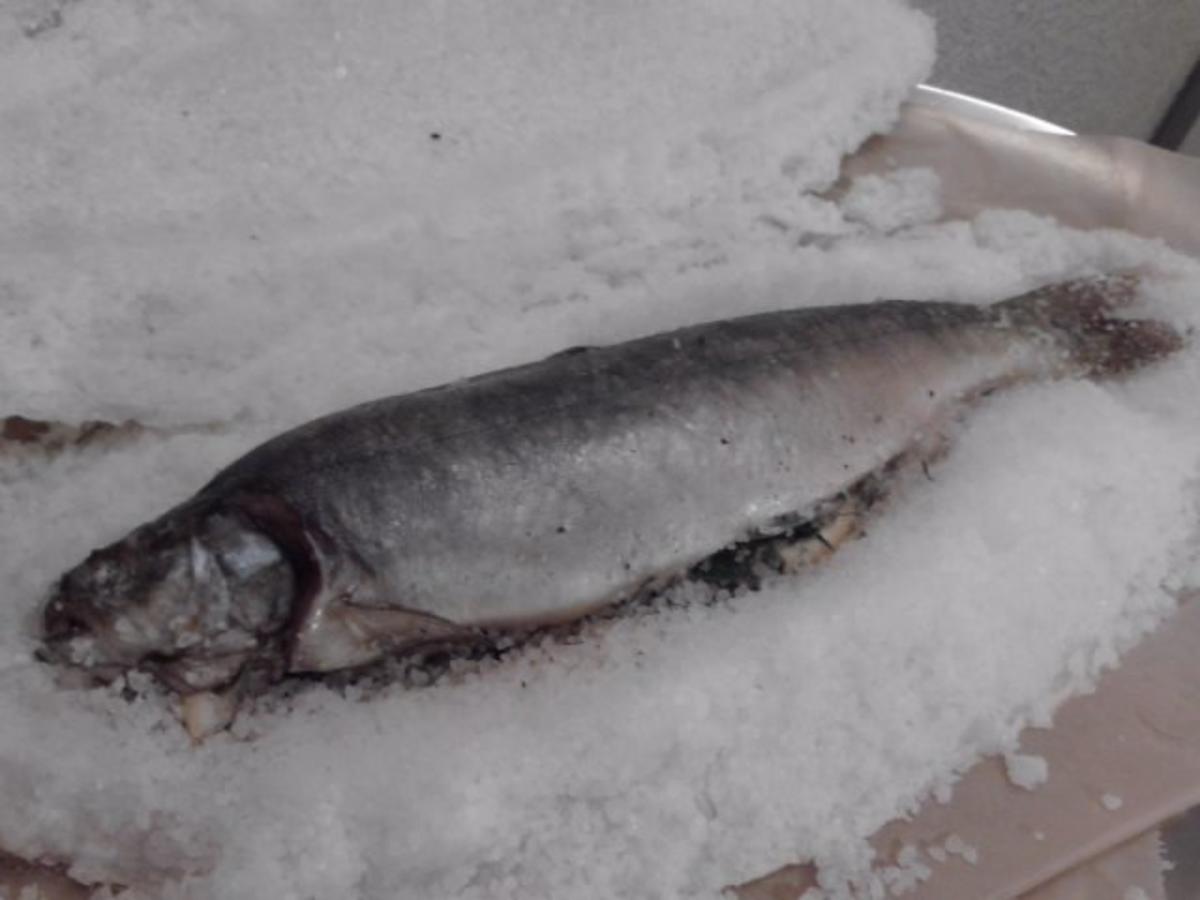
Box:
209 523 283 579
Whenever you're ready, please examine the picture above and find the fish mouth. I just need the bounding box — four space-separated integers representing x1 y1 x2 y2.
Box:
37 594 142 676
35 635 253 696
41 592 99 644
37 631 249 741
33 640 128 687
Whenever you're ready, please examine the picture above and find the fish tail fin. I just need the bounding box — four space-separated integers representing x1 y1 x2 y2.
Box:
993 274 1183 377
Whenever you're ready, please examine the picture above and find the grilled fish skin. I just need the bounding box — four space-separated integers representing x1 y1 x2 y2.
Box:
38 277 1180 700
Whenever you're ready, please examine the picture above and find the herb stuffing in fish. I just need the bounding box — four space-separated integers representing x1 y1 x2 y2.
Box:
37 277 1180 734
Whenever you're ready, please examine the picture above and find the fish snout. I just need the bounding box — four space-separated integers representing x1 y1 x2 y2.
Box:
41 594 95 644
34 637 126 688
36 585 111 672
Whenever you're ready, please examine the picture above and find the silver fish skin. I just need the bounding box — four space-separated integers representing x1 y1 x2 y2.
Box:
39 278 1179 693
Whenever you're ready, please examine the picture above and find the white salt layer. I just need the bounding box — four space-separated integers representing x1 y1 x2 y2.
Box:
0 0 934 429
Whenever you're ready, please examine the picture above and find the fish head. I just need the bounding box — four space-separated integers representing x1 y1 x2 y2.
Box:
40 506 294 692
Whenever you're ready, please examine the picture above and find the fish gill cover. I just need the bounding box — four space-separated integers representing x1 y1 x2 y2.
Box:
3 1 1200 899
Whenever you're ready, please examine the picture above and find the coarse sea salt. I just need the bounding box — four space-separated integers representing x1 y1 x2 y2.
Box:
877 843 932 894
3 1 1200 899
943 834 980 866
1004 753 1050 791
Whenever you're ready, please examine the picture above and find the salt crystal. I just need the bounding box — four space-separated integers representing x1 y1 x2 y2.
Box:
840 167 943 233
1004 753 1049 791
943 834 967 855
942 834 979 864
1102 793 1125 811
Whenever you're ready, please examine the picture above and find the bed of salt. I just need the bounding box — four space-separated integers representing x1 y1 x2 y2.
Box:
3 1 1200 899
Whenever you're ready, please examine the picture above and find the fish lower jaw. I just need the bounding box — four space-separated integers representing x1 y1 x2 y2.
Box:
151 651 254 693
37 633 139 681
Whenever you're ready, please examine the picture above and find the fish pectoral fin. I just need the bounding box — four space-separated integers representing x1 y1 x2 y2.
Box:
342 604 475 649
289 602 476 674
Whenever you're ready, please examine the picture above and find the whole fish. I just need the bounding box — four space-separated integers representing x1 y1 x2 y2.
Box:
38 278 1178 712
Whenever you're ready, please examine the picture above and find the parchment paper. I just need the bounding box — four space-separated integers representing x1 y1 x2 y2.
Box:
842 98 1200 261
